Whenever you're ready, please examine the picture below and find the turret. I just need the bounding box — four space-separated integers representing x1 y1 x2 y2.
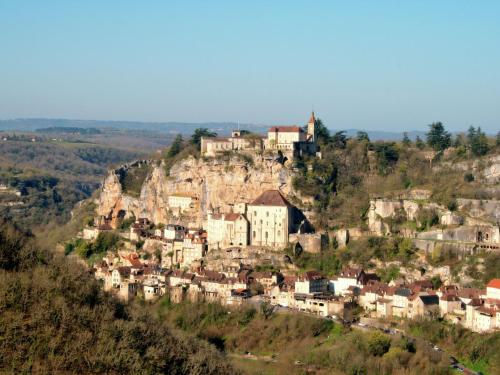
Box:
307 111 316 142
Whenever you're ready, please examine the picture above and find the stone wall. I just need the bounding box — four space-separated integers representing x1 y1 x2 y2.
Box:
289 233 325 253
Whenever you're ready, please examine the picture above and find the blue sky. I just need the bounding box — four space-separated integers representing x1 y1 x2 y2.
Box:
1 1 499 132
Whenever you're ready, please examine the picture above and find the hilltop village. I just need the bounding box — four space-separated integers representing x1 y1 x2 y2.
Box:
73 113 500 335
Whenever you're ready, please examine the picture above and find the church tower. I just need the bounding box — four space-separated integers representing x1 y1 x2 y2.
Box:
307 111 316 142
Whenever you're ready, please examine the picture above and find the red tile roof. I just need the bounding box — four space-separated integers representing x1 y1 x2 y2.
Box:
269 126 304 133
487 279 500 289
250 190 290 207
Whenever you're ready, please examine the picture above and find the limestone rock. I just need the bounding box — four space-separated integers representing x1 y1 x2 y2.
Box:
96 155 294 228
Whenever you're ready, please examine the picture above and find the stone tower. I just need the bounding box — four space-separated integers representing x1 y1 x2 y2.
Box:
307 111 316 142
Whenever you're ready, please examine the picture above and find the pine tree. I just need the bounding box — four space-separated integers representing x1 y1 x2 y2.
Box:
426 122 451 151
167 134 183 158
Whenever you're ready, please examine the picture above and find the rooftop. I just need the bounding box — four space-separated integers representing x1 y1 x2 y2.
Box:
250 190 290 207
268 126 304 133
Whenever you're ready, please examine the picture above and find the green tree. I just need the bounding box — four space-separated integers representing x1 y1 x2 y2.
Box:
167 134 183 158
331 131 348 149
426 122 451 151
402 132 411 147
190 128 217 147
496 131 500 147
467 126 489 156
314 118 330 144
367 332 391 356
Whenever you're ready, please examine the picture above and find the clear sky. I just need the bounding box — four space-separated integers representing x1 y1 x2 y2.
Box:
1 1 499 132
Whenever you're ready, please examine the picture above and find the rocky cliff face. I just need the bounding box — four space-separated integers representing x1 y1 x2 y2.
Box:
96 155 294 228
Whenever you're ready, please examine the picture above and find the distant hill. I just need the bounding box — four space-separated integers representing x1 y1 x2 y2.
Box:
0 118 427 141
36 126 102 135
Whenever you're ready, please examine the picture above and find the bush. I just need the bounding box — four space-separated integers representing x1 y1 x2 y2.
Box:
367 332 391 356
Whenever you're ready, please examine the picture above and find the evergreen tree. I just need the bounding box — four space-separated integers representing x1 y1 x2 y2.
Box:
331 131 348 149
402 132 411 147
167 134 183 158
467 126 489 156
190 128 217 147
314 118 330 144
426 122 451 151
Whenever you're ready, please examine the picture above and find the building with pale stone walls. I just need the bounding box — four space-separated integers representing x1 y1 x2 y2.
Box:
206 210 249 249
200 112 317 158
247 190 292 248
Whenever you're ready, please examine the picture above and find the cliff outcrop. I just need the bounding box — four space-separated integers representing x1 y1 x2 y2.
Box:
96 155 294 228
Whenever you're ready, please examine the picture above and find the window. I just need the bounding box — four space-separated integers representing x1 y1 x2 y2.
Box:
260 220 263 224
265 231 268 239
266 211 269 217
253 231 256 238
277 230 281 237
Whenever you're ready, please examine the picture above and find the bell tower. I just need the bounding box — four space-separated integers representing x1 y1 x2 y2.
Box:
307 111 316 142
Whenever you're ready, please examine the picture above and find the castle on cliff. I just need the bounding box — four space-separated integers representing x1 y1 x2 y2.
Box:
200 112 318 158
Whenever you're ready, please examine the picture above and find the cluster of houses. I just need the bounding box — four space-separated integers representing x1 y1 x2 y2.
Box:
356 275 500 333
200 112 318 158
91 243 500 333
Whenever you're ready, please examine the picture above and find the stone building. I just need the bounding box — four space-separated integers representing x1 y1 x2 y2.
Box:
206 210 249 249
247 190 292 248
200 112 317 158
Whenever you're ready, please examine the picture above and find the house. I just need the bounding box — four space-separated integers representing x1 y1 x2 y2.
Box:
112 267 131 288
206 210 249 249
143 279 162 301
251 271 283 289
409 295 439 318
264 112 317 156
331 268 379 296
117 281 138 302
392 287 412 318
486 279 500 300
247 190 293 248
439 294 462 317
168 194 198 212
359 281 392 312
168 270 195 286
200 130 265 157
200 112 317 158
164 224 186 241
295 271 328 294
182 231 207 267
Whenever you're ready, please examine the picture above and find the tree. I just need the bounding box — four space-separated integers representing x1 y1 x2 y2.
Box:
167 134 183 158
260 301 275 320
314 118 330 144
331 131 348 149
426 122 451 151
467 126 489 156
356 131 370 142
190 128 217 147
402 132 411 147
497 131 500 147
415 136 425 150
374 143 399 175
367 332 391 356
